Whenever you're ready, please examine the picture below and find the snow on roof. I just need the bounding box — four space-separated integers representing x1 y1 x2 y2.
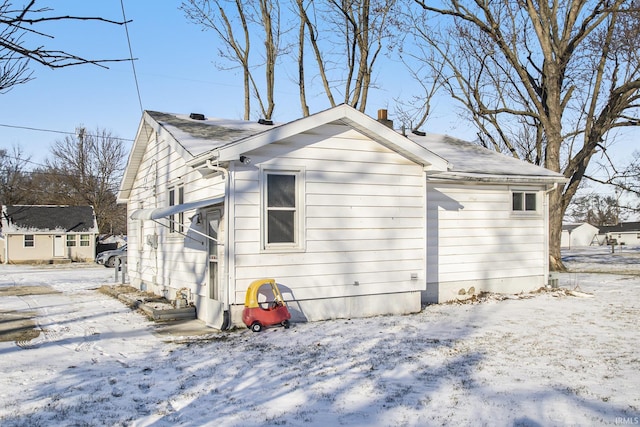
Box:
145 109 564 182
146 111 279 158
409 133 562 180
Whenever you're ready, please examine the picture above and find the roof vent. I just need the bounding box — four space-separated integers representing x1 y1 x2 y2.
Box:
189 113 205 120
258 118 274 126
412 129 426 136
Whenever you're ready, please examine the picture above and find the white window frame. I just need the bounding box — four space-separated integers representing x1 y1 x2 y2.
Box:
24 234 34 248
80 234 91 247
66 234 77 247
511 189 540 215
260 166 305 252
168 184 185 234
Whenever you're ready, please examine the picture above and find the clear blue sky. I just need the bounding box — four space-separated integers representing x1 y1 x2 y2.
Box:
0 0 636 191
0 0 466 168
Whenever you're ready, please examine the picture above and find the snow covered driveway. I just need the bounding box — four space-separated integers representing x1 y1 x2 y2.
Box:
0 249 639 426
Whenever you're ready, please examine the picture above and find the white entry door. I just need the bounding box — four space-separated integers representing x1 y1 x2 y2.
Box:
204 209 224 327
53 235 65 257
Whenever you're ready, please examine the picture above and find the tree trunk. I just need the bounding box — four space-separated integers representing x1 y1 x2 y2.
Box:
548 188 566 272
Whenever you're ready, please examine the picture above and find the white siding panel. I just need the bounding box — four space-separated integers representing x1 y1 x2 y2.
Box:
231 127 426 305
127 129 226 307
427 182 547 287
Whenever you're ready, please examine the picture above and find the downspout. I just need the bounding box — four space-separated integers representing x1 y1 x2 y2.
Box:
206 158 232 330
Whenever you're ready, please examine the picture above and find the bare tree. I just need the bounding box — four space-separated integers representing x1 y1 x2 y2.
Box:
45 127 127 234
409 0 640 270
0 145 32 205
296 0 397 112
0 0 129 92
181 0 283 120
566 193 627 226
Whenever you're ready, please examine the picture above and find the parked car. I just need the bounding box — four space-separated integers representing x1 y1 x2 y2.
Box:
95 245 127 268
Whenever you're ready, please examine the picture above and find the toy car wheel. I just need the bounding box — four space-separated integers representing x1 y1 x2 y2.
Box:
251 322 262 332
282 320 290 329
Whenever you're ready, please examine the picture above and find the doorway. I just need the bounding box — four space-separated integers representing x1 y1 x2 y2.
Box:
204 209 224 327
53 235 64 257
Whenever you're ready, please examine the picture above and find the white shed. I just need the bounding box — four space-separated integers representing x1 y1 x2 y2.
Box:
117 105 566 329
561 223 600 248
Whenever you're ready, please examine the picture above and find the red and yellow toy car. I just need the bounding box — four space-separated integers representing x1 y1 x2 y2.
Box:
242 278 291 332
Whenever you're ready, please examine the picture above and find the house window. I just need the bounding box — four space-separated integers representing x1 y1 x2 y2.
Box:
262 169 304 250
24 235 34 248
169 185 184 233
80 234 90 247
512 191 537 212
66 235 77 247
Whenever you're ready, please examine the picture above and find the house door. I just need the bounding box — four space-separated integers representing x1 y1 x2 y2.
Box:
204 209 224 327
53 235 65 257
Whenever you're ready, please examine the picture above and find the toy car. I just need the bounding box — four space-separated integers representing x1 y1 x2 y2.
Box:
242 278 291 332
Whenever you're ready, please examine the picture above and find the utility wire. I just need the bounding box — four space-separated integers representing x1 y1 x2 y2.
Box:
120 0 144 115
0 123 134 141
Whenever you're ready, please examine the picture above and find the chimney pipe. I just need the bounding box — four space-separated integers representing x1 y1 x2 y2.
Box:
377 109 393 129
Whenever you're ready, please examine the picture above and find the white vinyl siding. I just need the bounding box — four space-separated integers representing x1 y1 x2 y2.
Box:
232 127 426 303
427 183 546 285
126 130 225 314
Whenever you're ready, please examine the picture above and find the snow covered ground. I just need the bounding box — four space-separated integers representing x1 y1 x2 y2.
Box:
0 246 638 426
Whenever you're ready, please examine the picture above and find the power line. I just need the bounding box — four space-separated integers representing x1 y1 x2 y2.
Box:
0 123 134 141
120 0 144 115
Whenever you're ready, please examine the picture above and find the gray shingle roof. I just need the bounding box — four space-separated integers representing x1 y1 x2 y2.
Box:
599 222 640 233
4 205 97 232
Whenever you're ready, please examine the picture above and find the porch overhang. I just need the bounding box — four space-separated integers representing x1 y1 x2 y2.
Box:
130 196 225 220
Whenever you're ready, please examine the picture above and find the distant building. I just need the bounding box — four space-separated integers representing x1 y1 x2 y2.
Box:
0 205 99 264
598 222 640 246
561 223 600 248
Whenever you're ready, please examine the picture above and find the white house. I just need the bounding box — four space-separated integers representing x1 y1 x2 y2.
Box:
599 222 640 246
117 105 566 329
0 205 99 264
561 223 600 248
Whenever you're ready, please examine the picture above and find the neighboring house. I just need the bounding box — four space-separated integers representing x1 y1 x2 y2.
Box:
117 104 566 329
598 222 640 246
0 205 99 264
561 223 600 248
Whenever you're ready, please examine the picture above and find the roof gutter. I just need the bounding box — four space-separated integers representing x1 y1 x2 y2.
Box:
426 171 568 186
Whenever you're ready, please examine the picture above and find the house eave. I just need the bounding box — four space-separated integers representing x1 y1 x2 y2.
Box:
427 172 568 187
187 104 451 172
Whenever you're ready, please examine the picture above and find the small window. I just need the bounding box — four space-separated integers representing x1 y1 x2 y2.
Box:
262 169 304 250
80 234 90 247
267 174 296 243
169 185 185 233
512 191 537 212
24 235 34 248
66 235 77 247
